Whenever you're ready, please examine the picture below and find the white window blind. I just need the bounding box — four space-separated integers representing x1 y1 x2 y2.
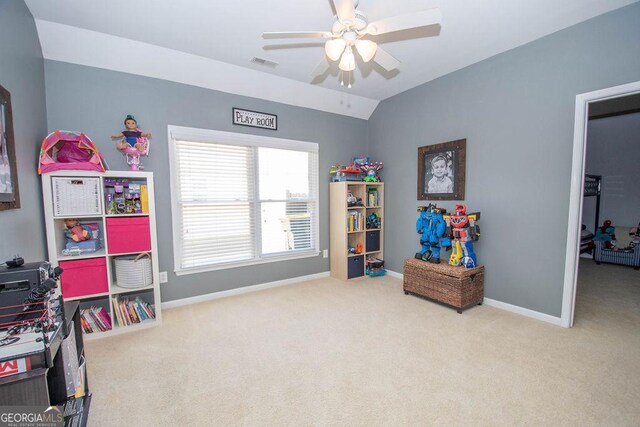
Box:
169 127 319 274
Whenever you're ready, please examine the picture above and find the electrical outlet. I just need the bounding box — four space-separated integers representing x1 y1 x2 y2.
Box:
323 249 328 258
159 271 168 283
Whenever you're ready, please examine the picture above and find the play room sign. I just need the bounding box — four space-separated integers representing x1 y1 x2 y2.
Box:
233 108 278 131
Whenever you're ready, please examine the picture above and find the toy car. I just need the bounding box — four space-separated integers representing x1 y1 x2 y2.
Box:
347 192 363 207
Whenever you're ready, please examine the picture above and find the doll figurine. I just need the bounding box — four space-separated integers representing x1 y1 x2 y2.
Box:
64 218 92 242
111 115 151 171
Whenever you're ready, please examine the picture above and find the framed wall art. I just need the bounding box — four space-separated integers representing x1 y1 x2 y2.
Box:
0 84 20 211
417 139 466 201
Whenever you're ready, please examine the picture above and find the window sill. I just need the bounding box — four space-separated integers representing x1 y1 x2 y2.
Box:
174 251 320 276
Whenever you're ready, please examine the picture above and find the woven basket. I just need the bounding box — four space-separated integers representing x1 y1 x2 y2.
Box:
114 253 153 289
403 258 484 312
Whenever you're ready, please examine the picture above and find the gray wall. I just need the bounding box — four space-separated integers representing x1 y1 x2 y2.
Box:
583 112 640 229
368 3 640 317
44 61 368 302
0 1 48 262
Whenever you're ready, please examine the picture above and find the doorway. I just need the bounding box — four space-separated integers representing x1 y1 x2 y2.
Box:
562 81 640 328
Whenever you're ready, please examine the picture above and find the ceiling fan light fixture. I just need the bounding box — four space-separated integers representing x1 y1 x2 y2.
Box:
325 38 346 61
355 40 377 62
338 45 356 71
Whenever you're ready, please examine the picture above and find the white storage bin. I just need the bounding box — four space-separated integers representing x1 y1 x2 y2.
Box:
114 253 153 288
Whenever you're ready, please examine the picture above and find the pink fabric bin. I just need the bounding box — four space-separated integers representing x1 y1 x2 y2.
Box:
106 217 151 254
59 258 108 298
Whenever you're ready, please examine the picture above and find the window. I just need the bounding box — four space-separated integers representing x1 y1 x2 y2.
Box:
168 126 319 274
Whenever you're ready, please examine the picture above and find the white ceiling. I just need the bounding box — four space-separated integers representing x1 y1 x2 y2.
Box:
25 0 638 116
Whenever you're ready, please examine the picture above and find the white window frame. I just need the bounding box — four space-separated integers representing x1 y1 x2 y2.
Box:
168 125 320 275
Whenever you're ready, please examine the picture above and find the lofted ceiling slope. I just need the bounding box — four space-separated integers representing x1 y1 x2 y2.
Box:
25 0 639 118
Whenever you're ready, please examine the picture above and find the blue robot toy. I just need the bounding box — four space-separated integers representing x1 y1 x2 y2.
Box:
415 204 450 263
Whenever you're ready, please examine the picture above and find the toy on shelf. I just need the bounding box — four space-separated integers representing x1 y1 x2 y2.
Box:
330 161 362 182
329 164 341 178
348 242 364 255
62 220 101 256
415 204 450 263
361 162 383 182
366 256 385 276
64 218 92 242
367 188 380 207
330 157 384 182
347 192 363 207
104 178 147 215
443 204 481 268
111 115 151 171
38 131 107 175
366 212 381 229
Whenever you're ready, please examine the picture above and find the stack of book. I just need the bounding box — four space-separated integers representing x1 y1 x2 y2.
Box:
112 295 156 327
79 306 112 333
368 189 379 207
348 211 364 232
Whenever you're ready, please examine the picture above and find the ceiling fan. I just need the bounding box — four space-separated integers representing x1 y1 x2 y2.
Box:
262 0 442 87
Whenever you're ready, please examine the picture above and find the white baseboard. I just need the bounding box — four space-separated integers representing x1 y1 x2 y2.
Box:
385 270 403 279
162 271 330 310
483 298 563 326
385 269 561 326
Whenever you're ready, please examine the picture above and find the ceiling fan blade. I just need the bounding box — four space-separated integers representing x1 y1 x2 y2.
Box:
366 8 442 36
263 31 333 39
332 0 356 24
311 56 331 77
373 47 400 71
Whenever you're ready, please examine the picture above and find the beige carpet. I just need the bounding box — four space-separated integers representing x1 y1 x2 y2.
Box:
85 260 640 426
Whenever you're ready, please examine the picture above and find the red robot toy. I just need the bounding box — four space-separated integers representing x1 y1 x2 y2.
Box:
443 204 481 268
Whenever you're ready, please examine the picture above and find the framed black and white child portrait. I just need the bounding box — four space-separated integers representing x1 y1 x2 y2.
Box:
417 139 466 201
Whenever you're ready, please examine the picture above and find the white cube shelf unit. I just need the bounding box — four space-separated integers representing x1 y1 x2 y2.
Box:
42 171 162 339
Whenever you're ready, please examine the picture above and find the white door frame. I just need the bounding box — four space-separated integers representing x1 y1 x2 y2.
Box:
561 80 640 328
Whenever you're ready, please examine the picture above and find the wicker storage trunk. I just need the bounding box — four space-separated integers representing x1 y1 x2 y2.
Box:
403 258 484 313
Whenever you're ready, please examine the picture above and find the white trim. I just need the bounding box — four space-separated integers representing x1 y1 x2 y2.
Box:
388 269 559 325
169 126 319 153
385 269 404 279
167 125 320 275
174 251 320 276
561 80 640 328
162 271 330 309
34 20 379 120
483 298 563 326
388 266 561 325
167 126 182 278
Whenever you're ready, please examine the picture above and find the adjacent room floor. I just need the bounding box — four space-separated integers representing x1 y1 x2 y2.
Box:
85 260 640 426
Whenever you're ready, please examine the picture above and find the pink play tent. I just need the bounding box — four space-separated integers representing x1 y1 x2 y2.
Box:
38 131 107 174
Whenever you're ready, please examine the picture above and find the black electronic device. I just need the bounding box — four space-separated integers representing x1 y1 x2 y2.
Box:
5 255 25 268
0 261 62 329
